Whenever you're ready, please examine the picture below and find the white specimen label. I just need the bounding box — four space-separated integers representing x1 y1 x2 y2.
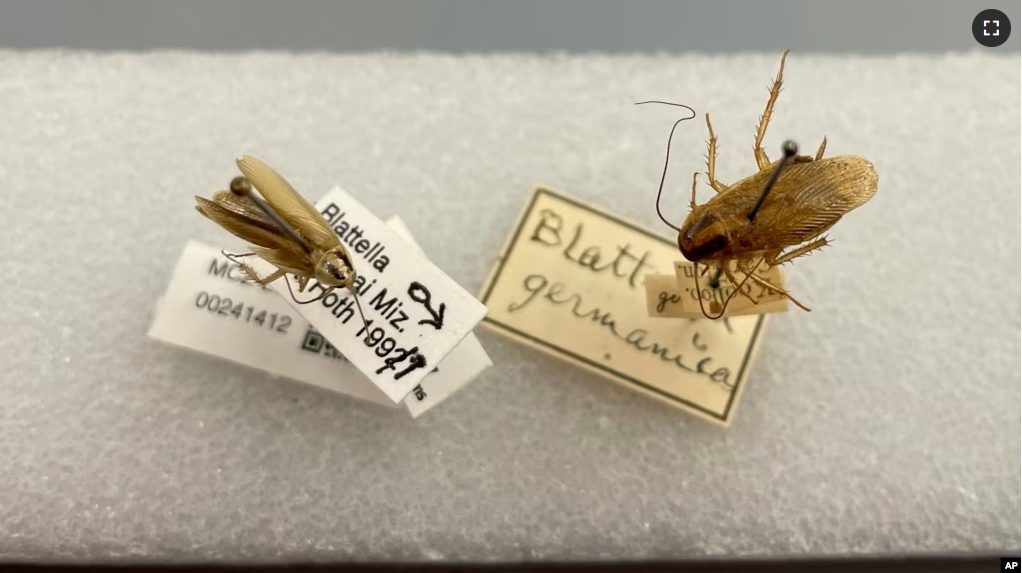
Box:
250 187 489 403
148 216 491 415
384 217 493 416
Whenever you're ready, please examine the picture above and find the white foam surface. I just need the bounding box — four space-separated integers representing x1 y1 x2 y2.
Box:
0 49 1018 561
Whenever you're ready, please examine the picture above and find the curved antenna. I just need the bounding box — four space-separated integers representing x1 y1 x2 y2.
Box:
349 285 371 332
693 257 763 320
284 275 371 333
285 276 332 305
635 100 697 110
635 101 697 233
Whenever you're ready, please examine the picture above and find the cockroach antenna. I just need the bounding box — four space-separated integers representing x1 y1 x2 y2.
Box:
634 101 697 233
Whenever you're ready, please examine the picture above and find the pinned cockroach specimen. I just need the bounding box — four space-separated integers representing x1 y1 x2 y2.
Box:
195 155 370 330
643 49 878 319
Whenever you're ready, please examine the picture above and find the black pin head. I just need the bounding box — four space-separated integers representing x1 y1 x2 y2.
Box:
782 140 798 158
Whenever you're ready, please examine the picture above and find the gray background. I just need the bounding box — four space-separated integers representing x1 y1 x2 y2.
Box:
0 0 1019 565
0 0 1019 54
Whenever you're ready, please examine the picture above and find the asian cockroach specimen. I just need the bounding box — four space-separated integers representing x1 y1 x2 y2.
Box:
646 49 878 319
195 155 370 330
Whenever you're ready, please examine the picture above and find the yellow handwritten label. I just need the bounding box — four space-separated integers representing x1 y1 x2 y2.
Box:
657 262 788 318
478 186 769 427
644 274 692 318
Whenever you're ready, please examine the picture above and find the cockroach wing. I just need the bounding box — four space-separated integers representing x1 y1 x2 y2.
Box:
745 156 877 249
195 195 309 261
234 155 341 249
251 245 316 277
206 190 282 234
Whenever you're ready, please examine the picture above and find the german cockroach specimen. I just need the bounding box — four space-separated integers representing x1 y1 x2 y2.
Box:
195 155 370 330
646 49 878 319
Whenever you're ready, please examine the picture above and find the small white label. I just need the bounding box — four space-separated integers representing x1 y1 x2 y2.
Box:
385 217 493 417
149 217 492 415
148 241 396 407
251 187 489 403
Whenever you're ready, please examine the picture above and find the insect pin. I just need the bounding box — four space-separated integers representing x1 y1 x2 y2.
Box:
194 155 370 330
641 49 878 319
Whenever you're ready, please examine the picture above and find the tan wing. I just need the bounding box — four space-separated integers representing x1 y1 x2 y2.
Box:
252 246 315 277
206 190 281 233
234 155 340 249
730 156 877 249
195 195 309 263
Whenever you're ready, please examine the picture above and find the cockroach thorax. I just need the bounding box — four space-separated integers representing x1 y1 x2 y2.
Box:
679 209 731 262
315 248 355 288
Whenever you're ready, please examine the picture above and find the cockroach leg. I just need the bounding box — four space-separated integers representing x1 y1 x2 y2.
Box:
735 256 760 275
689 172 699 210
754 49 789 171
253 269 285 286
222 251 277 285
285 278 334 305
704 113 729 194
747 258 766 275
237 264 262 283
297 276 310 292
815 136 827 161
767 236 830 266
722 264 760 305
756 252 782 272
747 272 811 312
695 259 758 319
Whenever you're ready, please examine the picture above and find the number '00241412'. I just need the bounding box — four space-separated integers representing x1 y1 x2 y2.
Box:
194 290 292 334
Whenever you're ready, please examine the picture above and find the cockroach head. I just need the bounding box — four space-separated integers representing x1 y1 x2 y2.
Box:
678 209 731 261
314 247 355 288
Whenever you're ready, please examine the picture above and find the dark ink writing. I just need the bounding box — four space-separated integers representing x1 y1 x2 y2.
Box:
412 385 427 401
507 274 732 390
408 282 446 330
375 345 428 381
656 290 681 313
529 209 655 289
320 203 391 273
357 320 428 381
